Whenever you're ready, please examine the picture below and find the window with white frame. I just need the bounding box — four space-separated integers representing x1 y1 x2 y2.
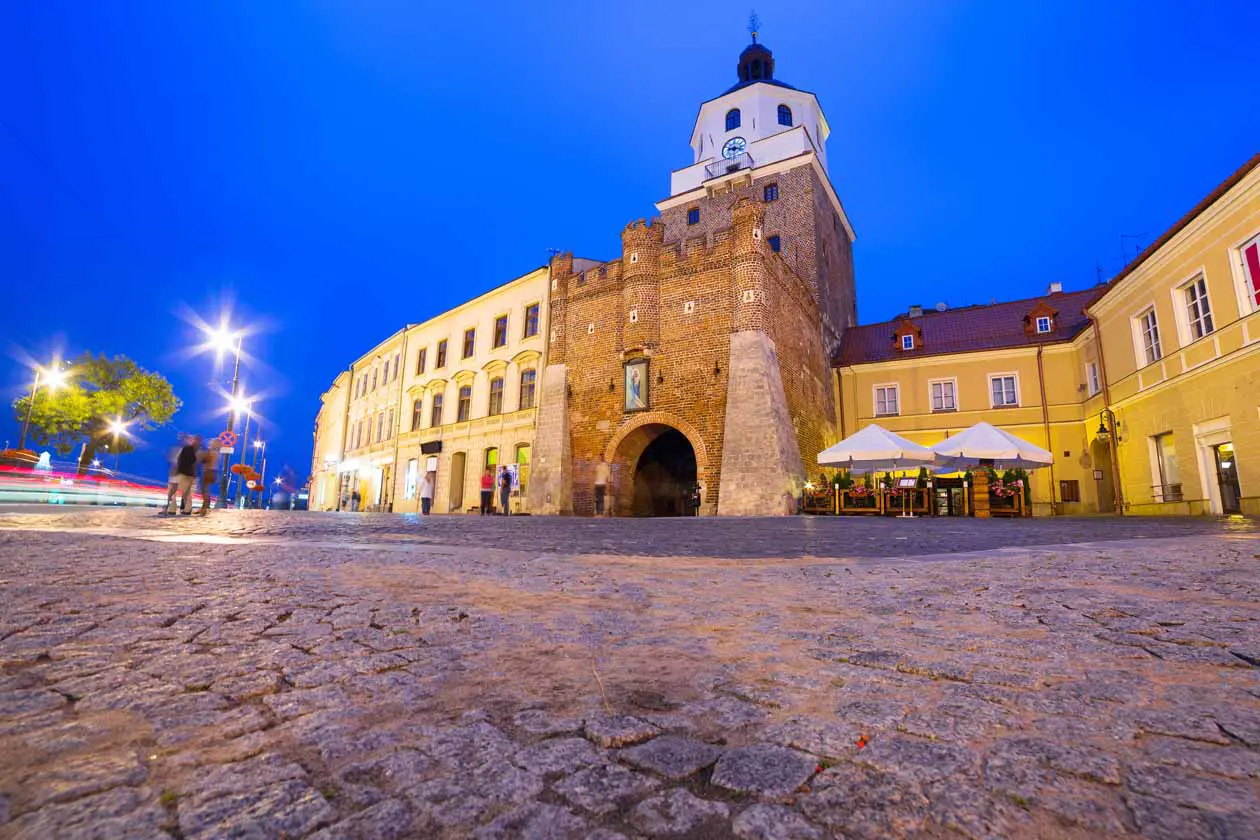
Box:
874 385 899 416
1035 316 1052 334
989 374 1018 407
1181 275 1214 340
930 380 956 412
1241 233 1260 311
1137 308 1162 365
1086 361 1101 397
900 334 914 350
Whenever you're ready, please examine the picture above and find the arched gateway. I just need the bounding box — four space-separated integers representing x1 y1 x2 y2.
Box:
605 416 708 517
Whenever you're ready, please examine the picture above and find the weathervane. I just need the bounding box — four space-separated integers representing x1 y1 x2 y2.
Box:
748 10 761 43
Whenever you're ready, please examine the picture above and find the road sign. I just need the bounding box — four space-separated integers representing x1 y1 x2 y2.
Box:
219 446 235 455
218 430 238 447
246 479 257 489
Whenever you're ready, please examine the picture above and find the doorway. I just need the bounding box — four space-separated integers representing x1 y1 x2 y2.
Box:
934 477 965 516
631 429 698 517
449 451 466 512
1090 439 1116 513
1214 443 1242 514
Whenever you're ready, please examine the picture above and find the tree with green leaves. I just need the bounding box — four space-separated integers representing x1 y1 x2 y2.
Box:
12 353 181 473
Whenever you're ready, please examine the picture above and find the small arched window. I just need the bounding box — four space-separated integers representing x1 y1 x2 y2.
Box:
751 60 762 80
519 369 537 410
430 393 444 428
725 108 741 131
777 104 793 127
411 398 423 431
488 377 505 416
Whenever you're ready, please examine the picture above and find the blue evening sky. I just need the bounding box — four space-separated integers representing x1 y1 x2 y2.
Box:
2 0 1256 485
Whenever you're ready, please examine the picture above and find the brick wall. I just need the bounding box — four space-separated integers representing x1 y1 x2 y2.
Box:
548 159 853 515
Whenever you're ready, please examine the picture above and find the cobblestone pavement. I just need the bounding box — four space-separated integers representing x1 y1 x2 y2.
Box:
1 510 1258 839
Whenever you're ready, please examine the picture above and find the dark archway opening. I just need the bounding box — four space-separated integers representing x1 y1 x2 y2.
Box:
632 429 698 517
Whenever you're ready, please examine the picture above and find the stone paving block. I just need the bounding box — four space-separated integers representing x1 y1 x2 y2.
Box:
629 788 729 836
987 737 1121 785
513 737 604 777
798 763 930 837
731 803 824 840
3 786 167 840
619 736 721 780
711 744 817 798
1140 734 1260 779
1125 794 1218 840
761 718 858 760
473 801 588 840
553 763 659 816
0 688 68 717
855 734 979 786
17 751 148 812
1124 762 1257 812
1126 709 1232 744
512 708 584 737
308 798 415 840
177 779 334 840
923 780 1034 840
583 715 661 749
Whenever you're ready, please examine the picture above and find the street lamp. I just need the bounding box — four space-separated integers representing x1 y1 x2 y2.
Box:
107 417 129 472
205 323 243 507
18 362 69 451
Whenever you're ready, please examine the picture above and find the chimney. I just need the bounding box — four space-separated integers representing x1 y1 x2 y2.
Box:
1047 282 1063 295
908 304 924 318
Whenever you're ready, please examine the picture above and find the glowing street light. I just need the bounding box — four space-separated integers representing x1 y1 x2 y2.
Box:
18 362 70 452
202 320 244 507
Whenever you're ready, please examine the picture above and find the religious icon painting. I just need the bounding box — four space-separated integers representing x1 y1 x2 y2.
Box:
624 358 649 413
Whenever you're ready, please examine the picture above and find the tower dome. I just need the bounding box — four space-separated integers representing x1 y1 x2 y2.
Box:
737 42 775 83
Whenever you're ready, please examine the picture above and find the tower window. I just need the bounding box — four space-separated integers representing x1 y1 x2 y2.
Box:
777 104 793 127
751 60 762 80
725 109 741 131
687 207 700 225
767 235 781 253
763 183 778 202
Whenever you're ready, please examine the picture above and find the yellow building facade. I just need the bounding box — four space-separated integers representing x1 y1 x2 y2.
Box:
309 266 552 513
1085 155 1260 515
835 153 1260 517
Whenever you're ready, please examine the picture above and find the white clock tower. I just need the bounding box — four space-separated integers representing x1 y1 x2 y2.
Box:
665 36 833 198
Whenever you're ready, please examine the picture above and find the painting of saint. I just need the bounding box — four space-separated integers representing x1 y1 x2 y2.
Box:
624 359 648 412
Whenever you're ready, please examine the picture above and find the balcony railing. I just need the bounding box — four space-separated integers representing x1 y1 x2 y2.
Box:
1153 483 1183 503
705 152 755 180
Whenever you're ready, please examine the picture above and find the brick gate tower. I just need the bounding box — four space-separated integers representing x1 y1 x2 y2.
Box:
530 34 856 516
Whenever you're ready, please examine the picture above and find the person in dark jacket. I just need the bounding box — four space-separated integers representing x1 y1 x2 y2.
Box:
498 466 511 516
174 435 200 515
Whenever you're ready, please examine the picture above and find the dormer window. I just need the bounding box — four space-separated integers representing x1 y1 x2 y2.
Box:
901 334 915 350
1035 316 1052 334
726 109 741 131
777 104 792 127
1024 301 1059 337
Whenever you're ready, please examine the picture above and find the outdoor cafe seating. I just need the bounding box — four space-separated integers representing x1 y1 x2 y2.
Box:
811 422 1053 518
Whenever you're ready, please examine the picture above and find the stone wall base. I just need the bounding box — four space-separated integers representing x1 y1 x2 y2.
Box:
529 364 572 515
717 331 805 515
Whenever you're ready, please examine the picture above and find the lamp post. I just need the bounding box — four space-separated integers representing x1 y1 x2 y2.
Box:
18 364 68 451
208 328 243 507
232 397 253 506
107 418 128 473
251 439 266 508
1095 408 1124 515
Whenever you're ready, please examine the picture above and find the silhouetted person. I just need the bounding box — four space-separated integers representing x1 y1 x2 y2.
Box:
498 466 511 516
480 469 494 515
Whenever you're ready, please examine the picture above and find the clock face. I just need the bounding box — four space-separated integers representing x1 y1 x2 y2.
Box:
722 137 747 159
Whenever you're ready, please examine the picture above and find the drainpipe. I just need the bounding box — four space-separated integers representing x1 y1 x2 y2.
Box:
338 364 354 511
836 367 847 441
1035 345 1058 514
389 328 410 512
1089 314 1124 515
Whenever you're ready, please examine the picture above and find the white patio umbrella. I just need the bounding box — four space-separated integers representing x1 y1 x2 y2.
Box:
816 423 939 473
930 422 1053 471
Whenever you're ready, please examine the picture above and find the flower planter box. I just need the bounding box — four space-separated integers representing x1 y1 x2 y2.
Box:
839 490 882 514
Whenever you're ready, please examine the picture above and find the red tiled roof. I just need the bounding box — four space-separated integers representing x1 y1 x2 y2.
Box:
834 287 1103 366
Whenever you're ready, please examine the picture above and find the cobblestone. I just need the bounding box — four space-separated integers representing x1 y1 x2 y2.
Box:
0 508 1257 838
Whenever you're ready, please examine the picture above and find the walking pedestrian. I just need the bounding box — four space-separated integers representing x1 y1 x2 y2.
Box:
198 439 220 516
498 466 511 516
161 438 183 515
351 489 361 512
174 435 200 515
594 461 609 516
479 468 494 515
420 471 435 516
